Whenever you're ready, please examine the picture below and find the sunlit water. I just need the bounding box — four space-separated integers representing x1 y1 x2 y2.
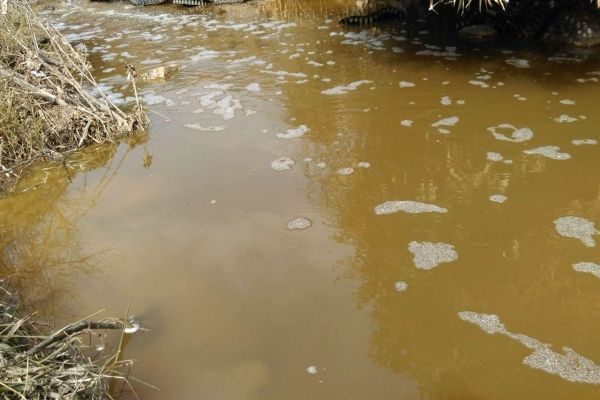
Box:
2 1 600 398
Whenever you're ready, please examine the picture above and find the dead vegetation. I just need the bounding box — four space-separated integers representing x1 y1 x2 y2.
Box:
0 283 141 400
0 0 147 192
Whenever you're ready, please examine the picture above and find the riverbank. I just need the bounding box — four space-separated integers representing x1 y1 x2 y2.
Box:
0 0 146 193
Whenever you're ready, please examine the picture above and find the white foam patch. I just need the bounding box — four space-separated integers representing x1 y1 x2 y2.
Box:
401 120 413 127
554 216 599 247
357 162 371 169
399 81 415 88
469 80 489 88
321 80 372 95
394 281 408 292
212 96 242 120
337 167 354 175
572 262 600 279
559 99 576 105
523 146 571 160
554 114 578 123
271 156 295 171
488 124 534 142
572 139 597 146
490 194 507 203
276 125 309 139
184 124 227 132
441 96 452 106
505 58 530 68
487 152 504 162
408 241 458 270
374 201 448 215
458 311 600 385
245 83 261 92
287 217 312 231
432 116 459 127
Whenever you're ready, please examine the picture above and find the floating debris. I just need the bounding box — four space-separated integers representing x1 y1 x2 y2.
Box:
374 201 448 215
488 124 533 142
337 167 354 175
276 125 310 139
523 146 571 160
394 281 408 292
554 216 599 247
572 139 597 146
271 156 295 171
489 194 507 203
432 116 459 127
286 217 312 231
321 80 372 95
458 311 600 385
408 241 458 270
486 152 504 162
572 262 600 279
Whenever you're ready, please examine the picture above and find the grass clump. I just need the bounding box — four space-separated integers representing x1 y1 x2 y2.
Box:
0 0 146 192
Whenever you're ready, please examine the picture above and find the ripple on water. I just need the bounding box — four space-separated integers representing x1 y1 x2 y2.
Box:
374 201 448 215
276 125 309 139
572 262 600 279
488 124 533 143
408 241 458 270
523 146 571 160
554 216 599 247
458 311 600 385
271 157 295 171
286 217 312 231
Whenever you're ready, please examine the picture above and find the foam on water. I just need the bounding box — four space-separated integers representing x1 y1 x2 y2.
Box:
487 152 504 162
276 125 309 139
489 195 508 203
401 120 413 127
394 281 408 292
374 201 448 215
432 116 459 127
399 81 416 88
357 162 371 169
286 217 312 231
488 124 533 142
505 58 530 68
554 216 599 247
572 262 600 279
321 80 372 95
523 146 571 160
458 311 600 385
572 139 597 146
408 241 458 270
271 157 295 171
245 83 261 92
554 114 578 123
337 167 354 175
184 124 227 132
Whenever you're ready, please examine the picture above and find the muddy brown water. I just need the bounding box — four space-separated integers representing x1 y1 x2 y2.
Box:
2 1 600 398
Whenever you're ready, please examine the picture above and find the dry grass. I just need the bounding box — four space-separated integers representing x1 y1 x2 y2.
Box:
0 284 140 400
0 0 147 192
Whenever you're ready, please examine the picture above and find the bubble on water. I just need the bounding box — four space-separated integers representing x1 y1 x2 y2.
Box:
553 114 578 123
184 124 227 132
459 311 600 384
399 81 415 88
271 156 295 171
487 152 504 162
287 217 312 230
124 322 140 334
337 167 354 175
488 124 533 143
357 162 371 169
374 201 448 215
394 281 408 292
408 241 458 270
321 80 372 95
572 139 597 146
276 125 309 139
489 194 507 203
306 366 318 374
554 216 599 247
432 116 459 127
572 262 600 279
401 120 413 127
523 146 571 160
245 83 261 92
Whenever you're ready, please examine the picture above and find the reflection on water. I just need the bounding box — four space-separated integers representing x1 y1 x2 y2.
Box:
4 0 600 399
